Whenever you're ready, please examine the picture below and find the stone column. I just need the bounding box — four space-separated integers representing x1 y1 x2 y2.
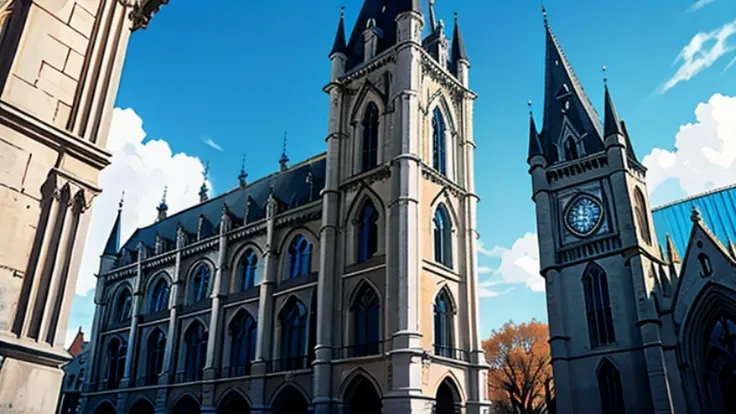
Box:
121 242 145 387
311 80 344 414
251 193 278 413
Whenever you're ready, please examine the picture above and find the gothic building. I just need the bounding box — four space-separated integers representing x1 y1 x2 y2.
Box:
80 1 490 413
0 0 165 412
528 11 736 414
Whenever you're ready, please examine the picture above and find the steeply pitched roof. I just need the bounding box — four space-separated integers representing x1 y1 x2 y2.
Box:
330 9 348 57
527 112 543 162
451 15 469 64
115 154 327 260
540 21 604 164
103 207 122 257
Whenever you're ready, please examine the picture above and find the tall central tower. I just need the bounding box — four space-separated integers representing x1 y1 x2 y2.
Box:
318 0 490 412
527 12 675 414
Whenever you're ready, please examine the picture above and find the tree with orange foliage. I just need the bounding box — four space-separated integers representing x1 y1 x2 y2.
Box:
482 320 554 414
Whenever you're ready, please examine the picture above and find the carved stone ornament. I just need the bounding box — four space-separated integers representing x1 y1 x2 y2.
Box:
343 166 392 193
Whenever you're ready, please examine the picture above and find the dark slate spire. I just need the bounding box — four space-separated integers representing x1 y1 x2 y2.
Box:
103 192 124 256
603 69 623 138
451 12 469 63
238 154 248 187
330 7 347 57
528 101 544 162
279 132 290 172
199 162 209 202
540 7 604 164
156 185 168 222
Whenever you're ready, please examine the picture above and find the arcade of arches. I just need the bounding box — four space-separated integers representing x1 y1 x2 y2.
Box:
89 377 464 413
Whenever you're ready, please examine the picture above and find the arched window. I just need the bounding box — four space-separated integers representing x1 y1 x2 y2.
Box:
149 278 170 313
698 253 713 277
228 311 257 377
361 102 379 172
288 235 312 279
583 263 615 347
189 264 211 304
350 283 380 357
633 188 651 245
433 204 453 269
146 330 166 385
598 360 625 414
564 135 578 160
433 289 455 358
706 315 736 412
114 288 132 323
237 249 259 290
432 108 447 176
358 200 379 263
279 299 308 370
105 338 126 389
183 322 207 381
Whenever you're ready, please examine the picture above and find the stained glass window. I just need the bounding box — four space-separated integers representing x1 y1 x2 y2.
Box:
238 249 259 290
358 201 379 263
583 263 615 347
183 322 207 381
362 103 379 171
432 108 447 176
351 283 380 356
149 278 170 313
280 299 307 370
189 264 210 304
115 289 132 323
598 359 625 414
288 235 312 279
146 330 166 385
434 289 454 358
106 338 126 388
229 312 257 376
434 204 453 268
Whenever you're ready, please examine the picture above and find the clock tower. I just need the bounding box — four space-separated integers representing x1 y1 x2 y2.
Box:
527 11 676 414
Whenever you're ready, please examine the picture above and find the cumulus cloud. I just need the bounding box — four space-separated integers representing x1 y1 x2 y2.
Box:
660 19 736 93
643 94 736 196
477 233 544 295
75 108 208 295
690 0 716 12
202 136 223 151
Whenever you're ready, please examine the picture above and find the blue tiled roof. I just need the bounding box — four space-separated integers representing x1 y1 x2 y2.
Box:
652 184 736 256
117 154 327 256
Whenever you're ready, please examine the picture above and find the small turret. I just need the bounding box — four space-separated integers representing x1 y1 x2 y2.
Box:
279 132 290 172
527 101 545 166
100 192 124 274
329 7 347 80
156 186 168 222
199 162 210 202
238 154 248 188
451 12 470 86
603 68 626 150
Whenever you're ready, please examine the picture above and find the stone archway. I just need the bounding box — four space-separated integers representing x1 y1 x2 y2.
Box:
92 401 116 414
342 374 382 414
128 398 155 414
218 390 251 414
435 377 462 414
271 385 309 414
172 394 201 414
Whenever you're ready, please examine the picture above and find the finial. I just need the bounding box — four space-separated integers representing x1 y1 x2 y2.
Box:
238 154 248 186
340 5 345 18
279 131 290 171
454 11 458 23
602 65 608 85
542 3 548 26
203 161 210 181
161 186 167 205
528 100 533 115
118 190 125 211
691 206 702 223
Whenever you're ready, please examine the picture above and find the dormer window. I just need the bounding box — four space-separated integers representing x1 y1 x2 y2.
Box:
563 136 578 161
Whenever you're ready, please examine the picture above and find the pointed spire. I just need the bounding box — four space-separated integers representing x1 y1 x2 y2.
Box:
666 233 682 264
103 191 124 256
199 162 210 202
238 154 248 187
451 12 469 64
603 67 624 139
527 101 544 163
156 185 168 222
397 0 420 13
540 6 604 163
279 132 290 172
330 6 347 57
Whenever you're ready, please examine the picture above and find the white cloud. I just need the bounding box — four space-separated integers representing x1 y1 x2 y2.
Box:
660 19 736 93
690 0 716 12
477 233 544 294
202 136 223 151
75 108 208 296
643 94 736 196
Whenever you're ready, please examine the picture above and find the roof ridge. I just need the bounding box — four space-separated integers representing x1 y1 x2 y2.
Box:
652 183 736 211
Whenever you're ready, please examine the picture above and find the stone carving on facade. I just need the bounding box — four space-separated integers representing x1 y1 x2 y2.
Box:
342 166 392 193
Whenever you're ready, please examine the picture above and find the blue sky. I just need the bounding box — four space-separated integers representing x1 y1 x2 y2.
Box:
67 0 736 345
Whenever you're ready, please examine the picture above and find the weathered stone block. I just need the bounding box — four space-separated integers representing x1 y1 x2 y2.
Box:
64 50 84 81
0 357 64 413
0 186 39 274
33 0 75 23
0 138 31 191
37 62 77 104
75 0 100 16
69 3 94 37
54 100 72 129
0 267 22 332
3 75 56 121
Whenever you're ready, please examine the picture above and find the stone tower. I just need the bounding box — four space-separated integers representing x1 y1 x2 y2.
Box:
527 12 675 414
319 0 490 412
0 1 165 412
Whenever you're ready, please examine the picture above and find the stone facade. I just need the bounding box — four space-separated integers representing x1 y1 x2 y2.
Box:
0 1 160 412
57 331 89 414
79 2 490 414
528 14 736 414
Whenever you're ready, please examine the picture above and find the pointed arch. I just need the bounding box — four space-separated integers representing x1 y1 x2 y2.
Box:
432 107 448 176
112 285 133 323
433 286 456 358
217 388 252 414
186 260 214 305
277 296 309 370
340 370 383 414
339 366 384 400
433 203 454 269
582 262 615 347
182 320 207 382
360 102 380 172
596 358 625 414
270 383 310 414
104 336 126 389
234 247 261 291
145 328 166 385
349 81 387 124
343 184 386 228
356 197 379 263
127 397 155 414
434 374 464 414
148 275 171 314
277 227 319 280
429 188 461 226
556 118 585 162
90 401 117 414
348 280 381 357
427 92 458 133
227 308 257 377
172 394 201 414
633 187 652 245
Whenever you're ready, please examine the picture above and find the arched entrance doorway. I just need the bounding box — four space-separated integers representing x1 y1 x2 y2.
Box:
128 398 155 414
706 315 736 413
271 385 309 414
343 375 382 414
218 391 251 414
435 378 462 414
92 401 116 414
172 394 201 414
